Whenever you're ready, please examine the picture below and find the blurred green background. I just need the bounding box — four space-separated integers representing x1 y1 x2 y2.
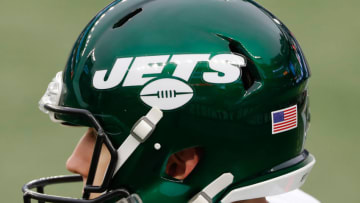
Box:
0 0 359 202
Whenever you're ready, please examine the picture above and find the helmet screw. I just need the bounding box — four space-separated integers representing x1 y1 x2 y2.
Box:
154 143 161 150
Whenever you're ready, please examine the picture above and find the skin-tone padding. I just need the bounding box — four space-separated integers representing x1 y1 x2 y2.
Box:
165 148 201 180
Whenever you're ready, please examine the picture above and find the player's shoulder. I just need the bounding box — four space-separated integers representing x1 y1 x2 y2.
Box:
266 189 320 203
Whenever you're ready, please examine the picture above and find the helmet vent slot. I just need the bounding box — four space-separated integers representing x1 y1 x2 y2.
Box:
113 8 143 29
241 61 256 90
216 34 260 91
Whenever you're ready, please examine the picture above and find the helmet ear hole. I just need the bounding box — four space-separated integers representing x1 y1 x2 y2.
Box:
164 147 202 181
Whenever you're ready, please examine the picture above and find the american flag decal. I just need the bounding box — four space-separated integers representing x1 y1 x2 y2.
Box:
272 105 298 134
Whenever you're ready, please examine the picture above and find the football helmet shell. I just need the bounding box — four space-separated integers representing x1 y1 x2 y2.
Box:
22 0 314 202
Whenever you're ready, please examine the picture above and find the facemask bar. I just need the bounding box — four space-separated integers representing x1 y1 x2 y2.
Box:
22 104 125 203
46 104 119 198
22 175 130 203
83 128 117 199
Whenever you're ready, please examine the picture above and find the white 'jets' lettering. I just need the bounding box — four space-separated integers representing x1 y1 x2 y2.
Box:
92 54 245 89
123 55 170 86
93 57 133 89
204 54 245 84
171 54 210 81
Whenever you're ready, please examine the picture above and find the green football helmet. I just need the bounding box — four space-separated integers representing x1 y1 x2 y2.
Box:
22 0 315 202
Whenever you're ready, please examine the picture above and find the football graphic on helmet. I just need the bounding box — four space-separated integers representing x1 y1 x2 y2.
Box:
140 78 193 110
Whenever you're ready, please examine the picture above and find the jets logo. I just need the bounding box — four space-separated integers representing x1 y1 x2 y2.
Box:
93 54 246 110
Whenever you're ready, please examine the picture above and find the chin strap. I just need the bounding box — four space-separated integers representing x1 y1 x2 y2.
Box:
189 173 234 203
113 107 163 176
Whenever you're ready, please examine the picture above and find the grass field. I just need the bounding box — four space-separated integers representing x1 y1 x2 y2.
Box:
1 0 359 202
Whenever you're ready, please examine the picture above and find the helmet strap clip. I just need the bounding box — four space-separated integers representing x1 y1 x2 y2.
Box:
189 173 234 203
113 107 163 175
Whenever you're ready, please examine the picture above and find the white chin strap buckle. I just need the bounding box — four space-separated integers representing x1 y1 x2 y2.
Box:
113 107 163 175
131 115 157 143
189 173 234 203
